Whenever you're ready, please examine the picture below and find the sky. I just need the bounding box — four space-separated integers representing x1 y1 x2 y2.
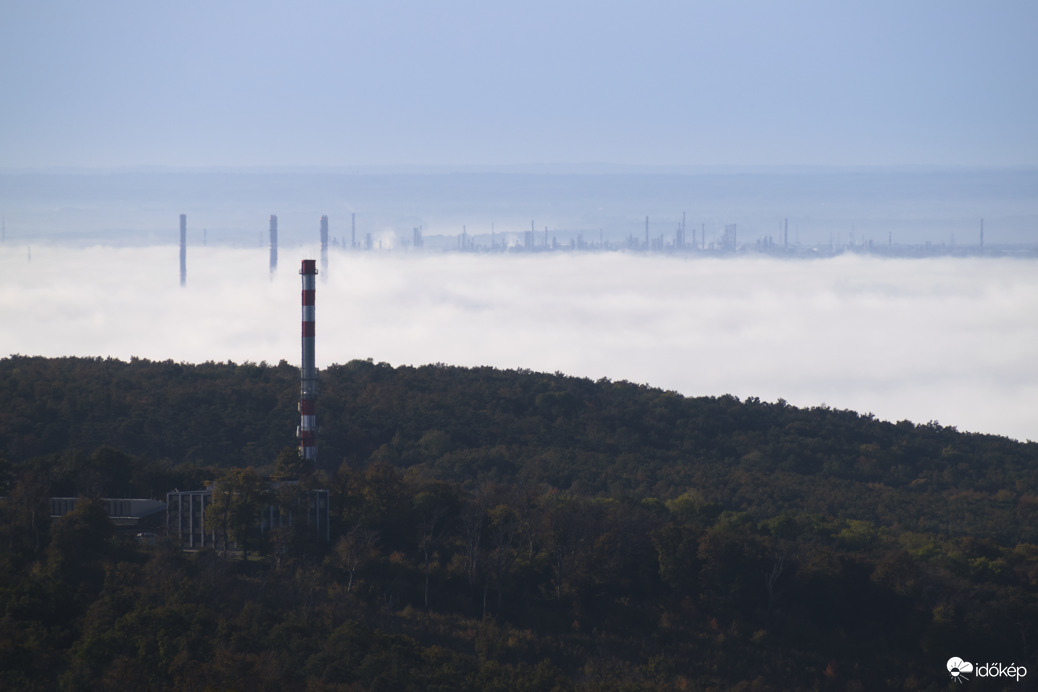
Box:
2 245 1036 442
1 0 1037 168
0 2 1035 447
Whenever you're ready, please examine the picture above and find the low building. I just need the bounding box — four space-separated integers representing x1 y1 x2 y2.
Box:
49 497 167 536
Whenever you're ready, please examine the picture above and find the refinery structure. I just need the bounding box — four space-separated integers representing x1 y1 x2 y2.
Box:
179 214 187 287
173 212 1015 285
269 214 278 278
136 217 332 548
165 254 327 549
24 197 1026 548
125 212 349 549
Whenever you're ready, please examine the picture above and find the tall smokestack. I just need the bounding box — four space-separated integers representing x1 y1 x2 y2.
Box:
320 215 329 278
179 214 187 287
269 215 279 278
299 259 318 463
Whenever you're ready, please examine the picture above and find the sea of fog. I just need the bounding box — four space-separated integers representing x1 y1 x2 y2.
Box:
1 244 1036 442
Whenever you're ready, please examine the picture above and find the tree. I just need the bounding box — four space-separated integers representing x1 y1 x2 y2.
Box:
42 498 113 596
2 467 51 558
78 446 135 499
205 467 271 560
271 446 309 481
483 503 520 617
333 526 380 593
412 481 459 610
538 493 595 603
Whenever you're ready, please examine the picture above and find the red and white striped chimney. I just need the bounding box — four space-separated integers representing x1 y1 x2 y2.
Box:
299 259 318 462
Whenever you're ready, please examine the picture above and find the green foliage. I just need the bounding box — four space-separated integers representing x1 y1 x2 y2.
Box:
0 356 1037 688
205 467 272 560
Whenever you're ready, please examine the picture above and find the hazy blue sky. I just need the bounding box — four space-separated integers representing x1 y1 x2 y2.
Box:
2 0 1036 168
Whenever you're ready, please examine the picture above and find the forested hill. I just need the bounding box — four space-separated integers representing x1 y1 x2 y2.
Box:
3 355 1038 690
1 355 1035 543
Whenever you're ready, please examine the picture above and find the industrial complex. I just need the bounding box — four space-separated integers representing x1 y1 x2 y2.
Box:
51 247 330 551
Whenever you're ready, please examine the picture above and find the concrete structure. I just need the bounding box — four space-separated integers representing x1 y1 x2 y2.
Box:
50 497 166 535
261 485 331 543
166 484 330 549
320 215 329 277
269 214 279 277
179 214 187 286
299 259 318 463
166 488 214 548
723 224 738 251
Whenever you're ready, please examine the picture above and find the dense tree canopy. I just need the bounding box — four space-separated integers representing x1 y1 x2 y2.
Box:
1 355 1036 689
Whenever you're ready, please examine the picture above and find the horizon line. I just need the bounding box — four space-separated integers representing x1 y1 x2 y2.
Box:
3 162 1037 176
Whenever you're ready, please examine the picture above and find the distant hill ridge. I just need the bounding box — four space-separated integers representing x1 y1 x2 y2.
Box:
3 354 1038 689
2 355 1035 543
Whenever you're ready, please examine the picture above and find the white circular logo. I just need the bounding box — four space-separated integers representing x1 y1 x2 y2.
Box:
947 657 974 683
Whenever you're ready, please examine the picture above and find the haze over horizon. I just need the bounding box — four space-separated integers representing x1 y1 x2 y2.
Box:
1 1 1036 169
3 167 1034 248
1 2 1035 446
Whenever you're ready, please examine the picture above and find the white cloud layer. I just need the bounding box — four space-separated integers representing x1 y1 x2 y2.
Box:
2 246 1036 441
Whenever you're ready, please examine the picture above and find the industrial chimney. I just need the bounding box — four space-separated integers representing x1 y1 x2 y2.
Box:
269 215 279 278
179 214 187 287
320 215 329 278
299 259 318 463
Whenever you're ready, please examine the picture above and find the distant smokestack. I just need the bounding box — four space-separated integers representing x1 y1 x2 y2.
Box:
299 259 318 463
179 214 187 287
269 215 279 278
351 213 356 250
980 218 984 249
320 215 329 278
